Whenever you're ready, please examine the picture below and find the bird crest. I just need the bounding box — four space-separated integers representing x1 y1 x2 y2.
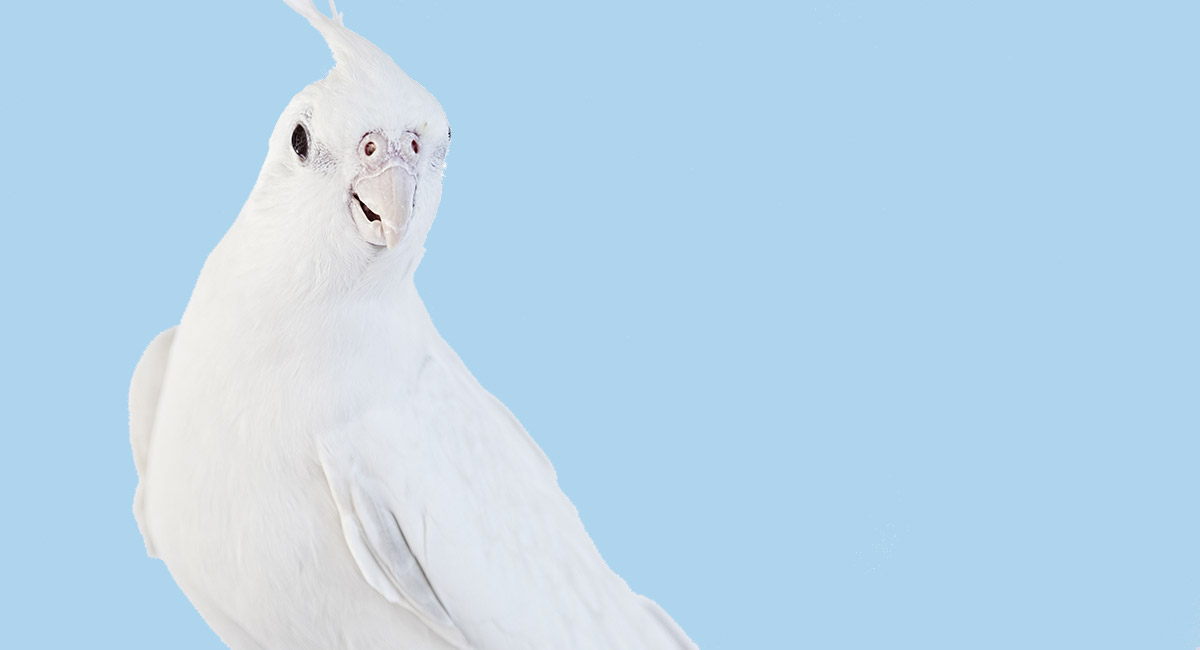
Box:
282 0 408 85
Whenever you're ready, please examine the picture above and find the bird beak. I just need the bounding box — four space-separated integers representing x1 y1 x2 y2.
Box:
352 165 417 250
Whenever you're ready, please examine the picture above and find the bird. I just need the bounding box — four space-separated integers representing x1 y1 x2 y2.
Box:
129 1 696 648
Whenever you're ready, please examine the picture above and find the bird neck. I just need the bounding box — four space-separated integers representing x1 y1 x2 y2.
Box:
189 194 435 333
185 236 439 371
224 176 430 302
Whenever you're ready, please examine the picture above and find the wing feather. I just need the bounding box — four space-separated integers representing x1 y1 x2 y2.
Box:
129 326 177 557
318 442 471 649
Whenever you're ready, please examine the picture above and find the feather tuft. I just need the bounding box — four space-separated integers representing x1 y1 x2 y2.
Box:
282 0 324 22
281 0 400 80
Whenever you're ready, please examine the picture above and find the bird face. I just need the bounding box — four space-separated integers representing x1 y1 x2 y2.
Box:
282 86 449 257
271 1 451 262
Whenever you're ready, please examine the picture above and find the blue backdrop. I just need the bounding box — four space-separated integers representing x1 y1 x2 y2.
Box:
1 1 1197 648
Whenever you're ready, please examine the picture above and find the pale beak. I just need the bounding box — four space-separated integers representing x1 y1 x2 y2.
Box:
352 165 417 249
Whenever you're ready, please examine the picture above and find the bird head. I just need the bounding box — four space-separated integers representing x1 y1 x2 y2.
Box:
256 0 450 272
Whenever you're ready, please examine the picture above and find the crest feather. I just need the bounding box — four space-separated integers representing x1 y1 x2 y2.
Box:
283 0 401 77
282 0 343 27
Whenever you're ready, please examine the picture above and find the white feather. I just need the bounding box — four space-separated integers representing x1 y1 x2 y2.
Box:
129 326 175 558
130 2 696 648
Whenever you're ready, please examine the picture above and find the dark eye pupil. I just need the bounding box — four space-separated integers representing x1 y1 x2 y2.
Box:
291 124 309 160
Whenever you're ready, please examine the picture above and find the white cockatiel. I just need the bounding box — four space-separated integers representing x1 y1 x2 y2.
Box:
129 1 695 649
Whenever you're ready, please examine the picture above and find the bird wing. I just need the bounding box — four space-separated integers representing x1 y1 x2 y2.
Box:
318 433 471 650
316 345 693 649
129 326 177 558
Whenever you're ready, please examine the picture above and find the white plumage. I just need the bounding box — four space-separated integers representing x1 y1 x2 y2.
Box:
129 1 695 648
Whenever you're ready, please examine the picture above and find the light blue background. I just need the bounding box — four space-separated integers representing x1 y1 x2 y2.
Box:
1 1 1196 647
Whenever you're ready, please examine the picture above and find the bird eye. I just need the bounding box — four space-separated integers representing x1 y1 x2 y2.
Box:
364 141 376 156
411 140 420 154
291 124 309 160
